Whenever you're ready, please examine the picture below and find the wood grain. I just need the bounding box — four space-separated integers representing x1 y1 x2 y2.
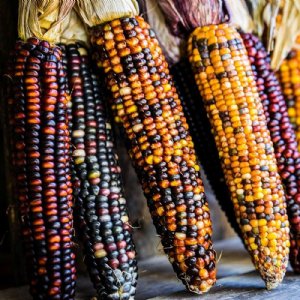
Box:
1 237 298 300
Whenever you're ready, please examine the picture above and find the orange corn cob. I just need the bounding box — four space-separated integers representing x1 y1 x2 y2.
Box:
91 16 216 293
188 24 290 289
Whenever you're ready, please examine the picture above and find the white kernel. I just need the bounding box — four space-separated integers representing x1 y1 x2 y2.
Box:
132 124 143 133
72 149 86 157
120 87 132 96
72 130 85 138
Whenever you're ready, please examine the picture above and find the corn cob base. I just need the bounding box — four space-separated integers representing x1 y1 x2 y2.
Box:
63 43 138 299
188 24 290 289
242 32 300 273
10 38 76 299
91 16 217 293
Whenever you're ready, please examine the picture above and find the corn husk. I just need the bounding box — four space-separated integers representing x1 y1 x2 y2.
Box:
225 0 254 33
18 0 75 43
75 0 139 27
271 0 300 69
157 0 223 37
246 0 300 70
244 0 280 51
60 10 89 45
145 0 182 64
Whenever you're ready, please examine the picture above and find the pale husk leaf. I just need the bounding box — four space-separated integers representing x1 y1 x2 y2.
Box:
18 0 75 43
59 9 89 45
271 0 300 69
145 0 182 64
224 0 254 33
246 0 267 36
75 0 139 27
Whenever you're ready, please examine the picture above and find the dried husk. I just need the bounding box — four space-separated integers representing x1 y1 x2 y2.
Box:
246 0 300 70
59 9 89 45
246 0 270 37
224 0 254 33
18 0 76 43
271 0 300 70
144 0 182 64
75 0 139 27
157 0 223 37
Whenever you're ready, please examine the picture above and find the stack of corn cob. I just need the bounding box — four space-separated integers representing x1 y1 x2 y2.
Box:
7 0 300 298
7 1 139 299
156 0 290 290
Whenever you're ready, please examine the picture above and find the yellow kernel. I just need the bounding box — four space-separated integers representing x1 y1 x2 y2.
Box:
268 239 277 247
243 224 252 232
95 249 107 258
267 232 277 240
258 219 267 226
75 157 85 165
145 155 153 164
250 220 258 227
157 206 165 216
199 269 209 279
89 171 101 179
163 84 172 92
126 105 137 114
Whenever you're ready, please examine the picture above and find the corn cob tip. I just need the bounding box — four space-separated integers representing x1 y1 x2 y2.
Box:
266 281 279 291
264 274 282 291
258 264 286 290
185 282 213 294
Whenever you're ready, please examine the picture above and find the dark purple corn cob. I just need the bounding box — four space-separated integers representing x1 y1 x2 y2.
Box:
63 43 138 300
10 37 76 299
242 32 300 273
170 59 243 240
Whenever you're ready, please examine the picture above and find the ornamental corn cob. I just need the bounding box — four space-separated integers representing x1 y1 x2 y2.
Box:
91 16 216 293
242 32 300 273
277 38 300 152
63 43 138 299
188 24 290 289
171 59 242 239
10 38 76 299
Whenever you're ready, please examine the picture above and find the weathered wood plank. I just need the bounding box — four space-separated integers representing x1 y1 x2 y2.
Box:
5 237 298 300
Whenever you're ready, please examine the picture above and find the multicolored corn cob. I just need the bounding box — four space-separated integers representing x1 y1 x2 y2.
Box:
188 24 290 289
171 59 243 240
277 39 300 152
242 32 300 273
91 16 216 293
62 43 138 299
10 38 76 299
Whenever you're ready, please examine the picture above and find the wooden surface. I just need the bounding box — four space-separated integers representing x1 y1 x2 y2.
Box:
1 237 299 300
